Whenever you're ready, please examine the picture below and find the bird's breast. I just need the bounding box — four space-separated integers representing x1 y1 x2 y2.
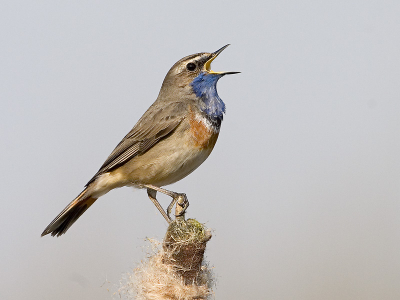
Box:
188 109 220 150
114 109 221 187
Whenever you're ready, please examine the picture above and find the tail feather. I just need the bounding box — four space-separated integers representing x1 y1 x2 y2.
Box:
41 190 97 237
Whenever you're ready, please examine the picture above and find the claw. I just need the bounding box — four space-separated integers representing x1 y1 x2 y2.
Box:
175 194 189 217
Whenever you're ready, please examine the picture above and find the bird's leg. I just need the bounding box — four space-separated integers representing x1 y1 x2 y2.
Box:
146 188 172 223
144 184 189 220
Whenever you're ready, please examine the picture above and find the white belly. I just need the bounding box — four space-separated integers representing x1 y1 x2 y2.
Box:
90 115 220 194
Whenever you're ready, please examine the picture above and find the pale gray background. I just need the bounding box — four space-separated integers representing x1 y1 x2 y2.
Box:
1 1 400 299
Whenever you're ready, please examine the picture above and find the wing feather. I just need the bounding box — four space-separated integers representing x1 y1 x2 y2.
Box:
86 102 186 185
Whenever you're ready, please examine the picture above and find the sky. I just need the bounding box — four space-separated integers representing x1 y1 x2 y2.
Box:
1 1 400 299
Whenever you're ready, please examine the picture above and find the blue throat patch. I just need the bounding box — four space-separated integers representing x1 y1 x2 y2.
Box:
190 72 225 121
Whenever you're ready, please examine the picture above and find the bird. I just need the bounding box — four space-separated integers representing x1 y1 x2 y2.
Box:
42 44 239 237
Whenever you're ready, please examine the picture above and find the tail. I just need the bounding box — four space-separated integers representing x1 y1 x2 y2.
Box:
41 189 97 237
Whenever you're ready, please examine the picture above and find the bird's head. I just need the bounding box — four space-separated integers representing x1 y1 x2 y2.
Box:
164 44 238 83
159 45 239 120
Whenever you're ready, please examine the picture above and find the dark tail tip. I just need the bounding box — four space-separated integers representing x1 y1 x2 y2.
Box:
42 195 97 237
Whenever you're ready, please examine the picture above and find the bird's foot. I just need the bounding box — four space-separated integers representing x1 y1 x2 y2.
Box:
167 193 189 220
144 184 190 222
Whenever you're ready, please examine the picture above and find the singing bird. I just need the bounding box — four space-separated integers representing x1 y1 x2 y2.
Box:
42 45 239 237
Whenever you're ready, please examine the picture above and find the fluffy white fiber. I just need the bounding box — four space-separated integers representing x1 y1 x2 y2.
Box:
117 239 215 300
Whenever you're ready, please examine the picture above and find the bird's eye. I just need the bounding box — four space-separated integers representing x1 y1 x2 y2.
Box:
186 62 197 71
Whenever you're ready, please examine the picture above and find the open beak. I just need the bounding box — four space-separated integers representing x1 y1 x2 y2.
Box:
204 44 240 75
